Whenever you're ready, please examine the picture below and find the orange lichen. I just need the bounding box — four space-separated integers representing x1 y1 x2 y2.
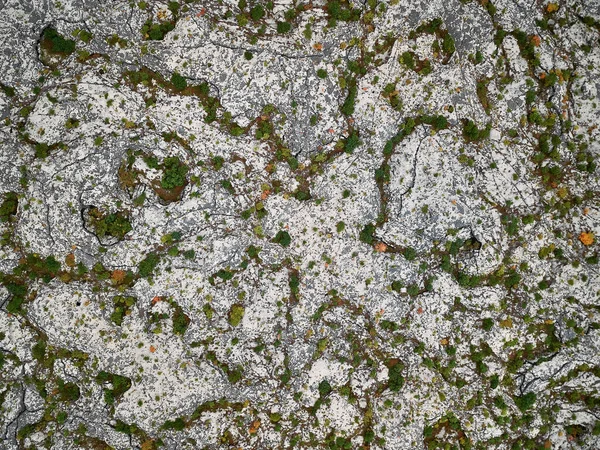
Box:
579 232 594 246
374 242 387 252
111 269 126 283
65 253 76 267
249 419 261 434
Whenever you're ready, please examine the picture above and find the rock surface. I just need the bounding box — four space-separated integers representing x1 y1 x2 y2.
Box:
0 0 599 449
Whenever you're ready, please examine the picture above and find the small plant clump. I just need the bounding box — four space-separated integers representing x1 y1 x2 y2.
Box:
325 0 361 27
96 371 132 405
161 157 189 189
388 361 405 391
138 253 160 278
172 302 190 335
170 72 187 90
318 379 332 396
276 21 291 33
463 119 491 142
273 230 292 247
250 4 265 21
110 296 136 326
162 417 186 431
56 379 80 402
229 304 245 327
0 192 18 222
141 19 175 40
42 27 76 55
88 208 132 240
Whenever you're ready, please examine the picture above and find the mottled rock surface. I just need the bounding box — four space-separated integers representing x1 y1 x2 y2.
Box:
0 0 599 449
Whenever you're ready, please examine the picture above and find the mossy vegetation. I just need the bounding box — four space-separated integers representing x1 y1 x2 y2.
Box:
138 253 160 278
141 19 175 40
0 192 18 222
96 371 132 405
172 302 190 335
387 360 405 391
228 304 245 327
325 0 361 27
170 72 187 91
161 157 188 190
88 208 132 240
463 119 491 142
110 295 136 326
42 27 76 55
273 230 291 247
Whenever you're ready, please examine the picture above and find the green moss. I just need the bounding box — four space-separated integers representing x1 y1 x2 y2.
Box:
3 281 27 313
0 83 15 97
96 371 132 404
250 4 265 20
228 304 245 327
289 272 300 296
14 254 61 283
0 192 18 222
43 27 76 55
344 130 361 153
391 280 403 292
514 392 536 412
216 269 234 281
161 157 188 189
316 68 328 79
89 209 132 239
273 230 291 247
110 296 136 326
380 320 399 332
202 303 214 320
326 0 361 27
406 283 419 297
172 304 190 335
32 340 46 361
340 83 357 116
359 223 376 245
141 20 175 40
170 72 187 90
318 379 332 396
400 51 415 70
162 417 186 431
482 318 494 331
138 253 160 277
388 362 404 391
403 247 417 261
412 17 442 36
421 114 448 130
442 33 455 56
34 142 50 159
56 379 80 402
246 245 261 259
276 21 291 33
463 119 491 142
